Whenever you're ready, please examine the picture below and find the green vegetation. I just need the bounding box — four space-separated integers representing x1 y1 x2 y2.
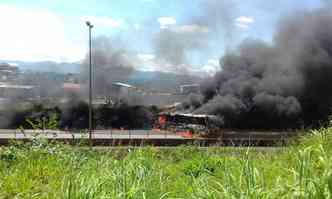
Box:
0 128 332 198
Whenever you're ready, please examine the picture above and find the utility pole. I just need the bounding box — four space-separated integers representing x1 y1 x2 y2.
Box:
86 21 94 145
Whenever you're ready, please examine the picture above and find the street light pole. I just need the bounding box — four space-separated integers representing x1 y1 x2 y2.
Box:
86 21 94 144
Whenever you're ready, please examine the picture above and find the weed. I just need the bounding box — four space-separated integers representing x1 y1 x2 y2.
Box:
0 127 332 198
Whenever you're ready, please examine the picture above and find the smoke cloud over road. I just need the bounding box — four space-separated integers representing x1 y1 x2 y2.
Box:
196 8 332 129
81 36 134 97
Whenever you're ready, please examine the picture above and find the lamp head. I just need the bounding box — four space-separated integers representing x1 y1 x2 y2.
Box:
86 21 93 28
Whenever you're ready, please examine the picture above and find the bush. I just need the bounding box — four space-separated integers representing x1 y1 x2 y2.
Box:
8 104 61 129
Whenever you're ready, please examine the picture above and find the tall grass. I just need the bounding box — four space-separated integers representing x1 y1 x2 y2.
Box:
0 128 332 198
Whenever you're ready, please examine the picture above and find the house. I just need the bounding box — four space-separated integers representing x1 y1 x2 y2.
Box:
179 84 200 94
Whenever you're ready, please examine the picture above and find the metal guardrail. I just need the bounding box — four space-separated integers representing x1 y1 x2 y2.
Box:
0 129 304 147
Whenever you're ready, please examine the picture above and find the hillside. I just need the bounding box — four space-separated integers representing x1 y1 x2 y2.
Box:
3 60 201 92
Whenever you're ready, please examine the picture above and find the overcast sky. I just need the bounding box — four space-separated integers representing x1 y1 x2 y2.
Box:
0 0 325 73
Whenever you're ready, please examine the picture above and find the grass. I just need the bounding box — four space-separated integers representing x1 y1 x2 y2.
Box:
0 128 332 198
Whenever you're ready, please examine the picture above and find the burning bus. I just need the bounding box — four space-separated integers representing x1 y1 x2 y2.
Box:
155 112 222 137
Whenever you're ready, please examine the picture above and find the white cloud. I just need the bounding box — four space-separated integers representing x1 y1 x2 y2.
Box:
235 16 254 29
136 53 157 71
7 62 18 67
236 16 254 24
136 53 184 73
174 24 209 34
81 16 123 28
136 53 219 75
235 23 250 29
207 59 219 66
0 5 84 62
138 53 155 61
202 59 220 75
158 17 176 29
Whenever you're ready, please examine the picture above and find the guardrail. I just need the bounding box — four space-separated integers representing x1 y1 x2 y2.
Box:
0 129 303 146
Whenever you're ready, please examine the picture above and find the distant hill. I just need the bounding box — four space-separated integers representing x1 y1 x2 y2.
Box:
0 60 80 73
128 70 202 93
1 60 202 92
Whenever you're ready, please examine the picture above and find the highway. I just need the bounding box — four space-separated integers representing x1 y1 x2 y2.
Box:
0 129 300 146
0 129 184 139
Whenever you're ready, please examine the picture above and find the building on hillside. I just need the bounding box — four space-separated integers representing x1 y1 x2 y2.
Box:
0 63 19 82
110 82 187 106
0 63 38 100
179 84 200 94
63 83 81 93
0 83 37 99
64 73 79 83
110 82 140 104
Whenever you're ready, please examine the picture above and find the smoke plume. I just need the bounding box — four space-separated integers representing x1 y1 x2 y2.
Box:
153 29 207 72
197 8 332 129
81 36 134 97
153 0 236 73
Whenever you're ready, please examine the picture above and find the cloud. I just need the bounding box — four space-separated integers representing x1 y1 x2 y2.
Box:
174 24 209 34
136 52 217 76
138 53 155 61
235 16 254 29
136 53 185 72
0 5 84 62
236 16 255 24
235 23 250 29
136 53 159 71
202 59 220 75
81 16 123 28
158 17 177 29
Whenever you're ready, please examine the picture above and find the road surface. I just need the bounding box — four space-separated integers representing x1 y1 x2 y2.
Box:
0 129 299 146
0 129 185 139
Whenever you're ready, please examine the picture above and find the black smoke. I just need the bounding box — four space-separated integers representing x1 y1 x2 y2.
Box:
196 8 332 129
80 36 134 97
3 102 156 130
